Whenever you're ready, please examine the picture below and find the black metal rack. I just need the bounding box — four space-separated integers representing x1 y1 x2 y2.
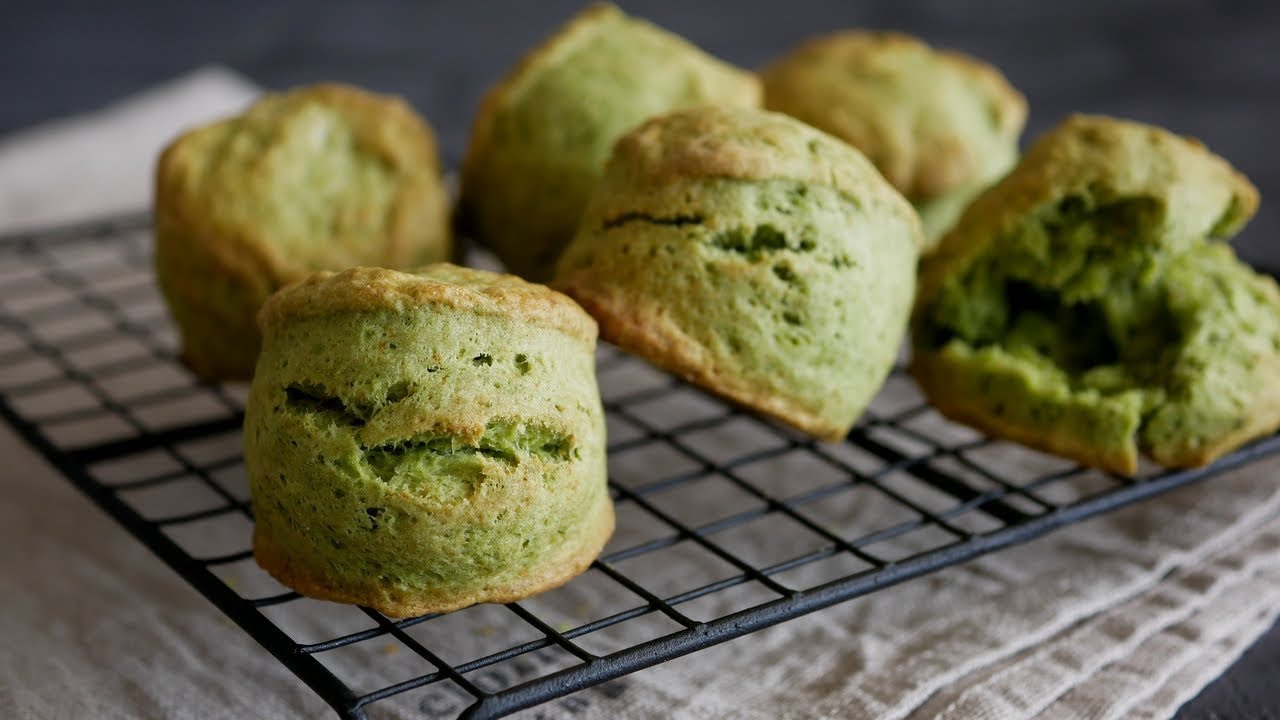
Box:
2 214 1277 719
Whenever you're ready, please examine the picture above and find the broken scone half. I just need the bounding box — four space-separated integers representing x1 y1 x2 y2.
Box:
912 114 1277 475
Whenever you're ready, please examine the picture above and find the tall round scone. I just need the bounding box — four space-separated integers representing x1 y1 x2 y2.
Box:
155 83 452 381
244 265 612 617
762 31 1027 247
459 3 761 281
913 114 1274 475
555 106 922 441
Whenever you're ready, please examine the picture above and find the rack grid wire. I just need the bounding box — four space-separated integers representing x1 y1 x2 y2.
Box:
2 214 1278 719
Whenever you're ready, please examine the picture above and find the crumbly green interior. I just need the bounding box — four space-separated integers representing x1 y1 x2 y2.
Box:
916 188 1280 462
560 177 918 433
464 8 759 280
244 300 607 604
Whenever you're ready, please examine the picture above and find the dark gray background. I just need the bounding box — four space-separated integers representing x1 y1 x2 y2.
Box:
3 1 1277 717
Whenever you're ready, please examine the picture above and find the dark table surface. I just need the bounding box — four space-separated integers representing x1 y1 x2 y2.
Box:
3 1 1278 717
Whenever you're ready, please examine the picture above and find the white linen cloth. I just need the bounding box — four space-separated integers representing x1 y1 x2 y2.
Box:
0 68 1276 720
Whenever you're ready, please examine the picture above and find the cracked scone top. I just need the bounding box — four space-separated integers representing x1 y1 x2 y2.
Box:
761 31 1027 247
913 114 1275 475
459 3 761 281
555 106 923 440
244 265 612 617
155 83 453 381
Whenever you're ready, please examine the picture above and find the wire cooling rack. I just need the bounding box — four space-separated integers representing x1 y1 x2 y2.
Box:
2 214 1279 719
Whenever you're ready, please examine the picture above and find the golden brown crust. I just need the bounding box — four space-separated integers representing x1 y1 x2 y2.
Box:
910 351 1140 476
915 348 1280 474
259 265 599 344
154 82 452 380
253 492 615 618
563 281 848 441
153 157 279 380
761 30 1027 201
610 105 908 218
158 83 448 286
459 3 621 205
928 42 1027 139
458 4 761 280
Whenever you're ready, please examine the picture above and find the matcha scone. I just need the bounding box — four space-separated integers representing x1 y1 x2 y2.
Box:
913 114 1274 475
155 83 452 381
555 106 922 440
245 265 612 617
459 3 760 281
762 31 1027 247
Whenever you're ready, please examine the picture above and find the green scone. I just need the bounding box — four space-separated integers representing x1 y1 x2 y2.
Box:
762 31 1027 248
555 106 922 441
245 265 613 617
459 3 761 281
913 114 1275 475
155 83 452 381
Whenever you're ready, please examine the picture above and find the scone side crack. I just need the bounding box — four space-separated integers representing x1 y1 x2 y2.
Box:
279 380 577 480
362 421 578 484
596 213 825 261
282 380 415 428
586 181 864 271
600 211 704 230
